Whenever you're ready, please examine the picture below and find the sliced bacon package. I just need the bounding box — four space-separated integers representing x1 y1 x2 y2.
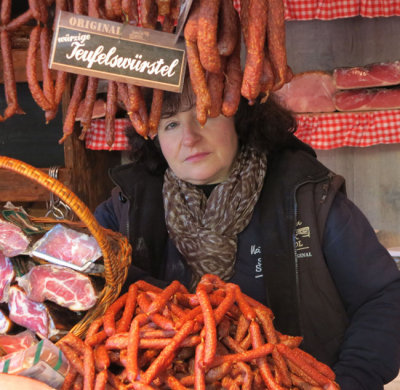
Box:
274 71 336 113
333 61 400 90
31 224 102 271
334 87 400 111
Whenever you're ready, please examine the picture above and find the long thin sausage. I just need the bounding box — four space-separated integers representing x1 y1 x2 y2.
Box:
105 80 118 148
148 89 163 139
27 26 54 112
40 26 56 113
221 38 242 117
79 77 99 140
241 0 268 102
6 9 34 32
217 0 239 56
197 0 221 73
1 0 12 25
122 0 139 25
45 71 68 123
59 74 88 143
185 39 211 125
1 30 24 119
267 0 287 91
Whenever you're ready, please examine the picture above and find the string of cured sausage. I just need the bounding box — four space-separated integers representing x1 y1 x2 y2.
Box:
0 0 290 147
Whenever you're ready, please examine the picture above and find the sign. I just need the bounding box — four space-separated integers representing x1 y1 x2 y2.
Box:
49 11 186 92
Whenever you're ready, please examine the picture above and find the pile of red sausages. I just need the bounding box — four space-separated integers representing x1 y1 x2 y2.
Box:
0 0 290 145
58 275 339 389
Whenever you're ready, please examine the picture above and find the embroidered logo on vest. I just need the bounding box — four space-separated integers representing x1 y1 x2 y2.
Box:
295 220 312 259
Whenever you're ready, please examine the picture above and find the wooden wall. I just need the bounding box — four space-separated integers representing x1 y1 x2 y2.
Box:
316 145 400 235
286 17 400 235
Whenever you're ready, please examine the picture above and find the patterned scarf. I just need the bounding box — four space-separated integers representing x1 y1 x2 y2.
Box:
162 146 267 290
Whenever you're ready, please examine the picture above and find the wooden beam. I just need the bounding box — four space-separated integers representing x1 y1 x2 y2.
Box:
0 167 72 202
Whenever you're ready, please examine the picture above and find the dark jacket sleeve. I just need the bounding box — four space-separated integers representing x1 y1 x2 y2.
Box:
323 192 400 390
94 190 170 293
94 197 119 231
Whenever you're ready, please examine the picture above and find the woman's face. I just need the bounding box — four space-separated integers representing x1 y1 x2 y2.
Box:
157 108 239 185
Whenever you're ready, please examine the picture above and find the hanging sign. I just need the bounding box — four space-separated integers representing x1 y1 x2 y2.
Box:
49 11 186 92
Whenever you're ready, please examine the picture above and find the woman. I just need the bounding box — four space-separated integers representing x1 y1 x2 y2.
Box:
95 81 400 389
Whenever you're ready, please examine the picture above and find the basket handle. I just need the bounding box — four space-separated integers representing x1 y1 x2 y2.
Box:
0 156 118 285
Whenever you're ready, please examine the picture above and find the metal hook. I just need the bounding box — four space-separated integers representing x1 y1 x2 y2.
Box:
45 166 72 220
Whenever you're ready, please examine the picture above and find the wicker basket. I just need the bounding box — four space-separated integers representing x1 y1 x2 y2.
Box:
0 156 132 339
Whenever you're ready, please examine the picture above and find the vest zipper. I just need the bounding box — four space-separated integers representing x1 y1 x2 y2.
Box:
292 174 330 338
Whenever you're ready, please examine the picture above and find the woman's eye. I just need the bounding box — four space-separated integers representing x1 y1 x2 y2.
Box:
165 121 178 131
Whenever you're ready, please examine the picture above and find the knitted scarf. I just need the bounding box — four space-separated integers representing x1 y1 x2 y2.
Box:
162 146 267 290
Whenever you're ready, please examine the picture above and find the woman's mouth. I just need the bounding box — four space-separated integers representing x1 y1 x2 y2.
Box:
185 152 209 162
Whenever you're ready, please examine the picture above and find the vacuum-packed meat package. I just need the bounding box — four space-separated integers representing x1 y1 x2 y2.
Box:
0 252 15 303
334 61 400 89
274 71 336 113
0 309 12 334
17 264 98 311
31 224 102 271
0 330 37 355
8 286 57 339
334 87 400 111
0 219 30 257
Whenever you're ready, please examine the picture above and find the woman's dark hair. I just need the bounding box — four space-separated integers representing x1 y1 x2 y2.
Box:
126 80 297 174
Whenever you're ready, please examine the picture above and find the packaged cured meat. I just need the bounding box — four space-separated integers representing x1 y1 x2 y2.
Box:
31 224 102 271
0 252 15 303
17 264 98 311
274 71 336 113
0 308 12 334
8 286 57 339
0 330 38 355
0 219 30 257
0 338 69 389
334 61 400 89
334 87 400 111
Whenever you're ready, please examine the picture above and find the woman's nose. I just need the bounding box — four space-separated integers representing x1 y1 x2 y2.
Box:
181 123 201 146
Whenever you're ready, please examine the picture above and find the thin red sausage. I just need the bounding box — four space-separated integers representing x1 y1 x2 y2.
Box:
40 26 56 112
267 0 288 91
94 370 107 390
221 38 242 117
6 9 34 32
1 30 24 119
83 345 95 390
196 287 217 366
79 77 99 140
117 283 139 333
103 292 128 337
105 80 118 148
241 0 268 102
1 0 12 25
45 70 68 123
59 74 88 143
148 89 164 139
217 0 239 56
185 39 211 125
27 26 54 112
122 0 139 25
194 342 206 390
197 0 222 73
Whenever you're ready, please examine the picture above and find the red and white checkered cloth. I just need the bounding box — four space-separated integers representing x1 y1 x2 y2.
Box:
85 119 131 150
86 110 400 151
295 110 400 149
283 0 400 20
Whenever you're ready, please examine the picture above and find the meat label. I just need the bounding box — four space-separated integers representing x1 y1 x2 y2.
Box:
49 11 187 93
